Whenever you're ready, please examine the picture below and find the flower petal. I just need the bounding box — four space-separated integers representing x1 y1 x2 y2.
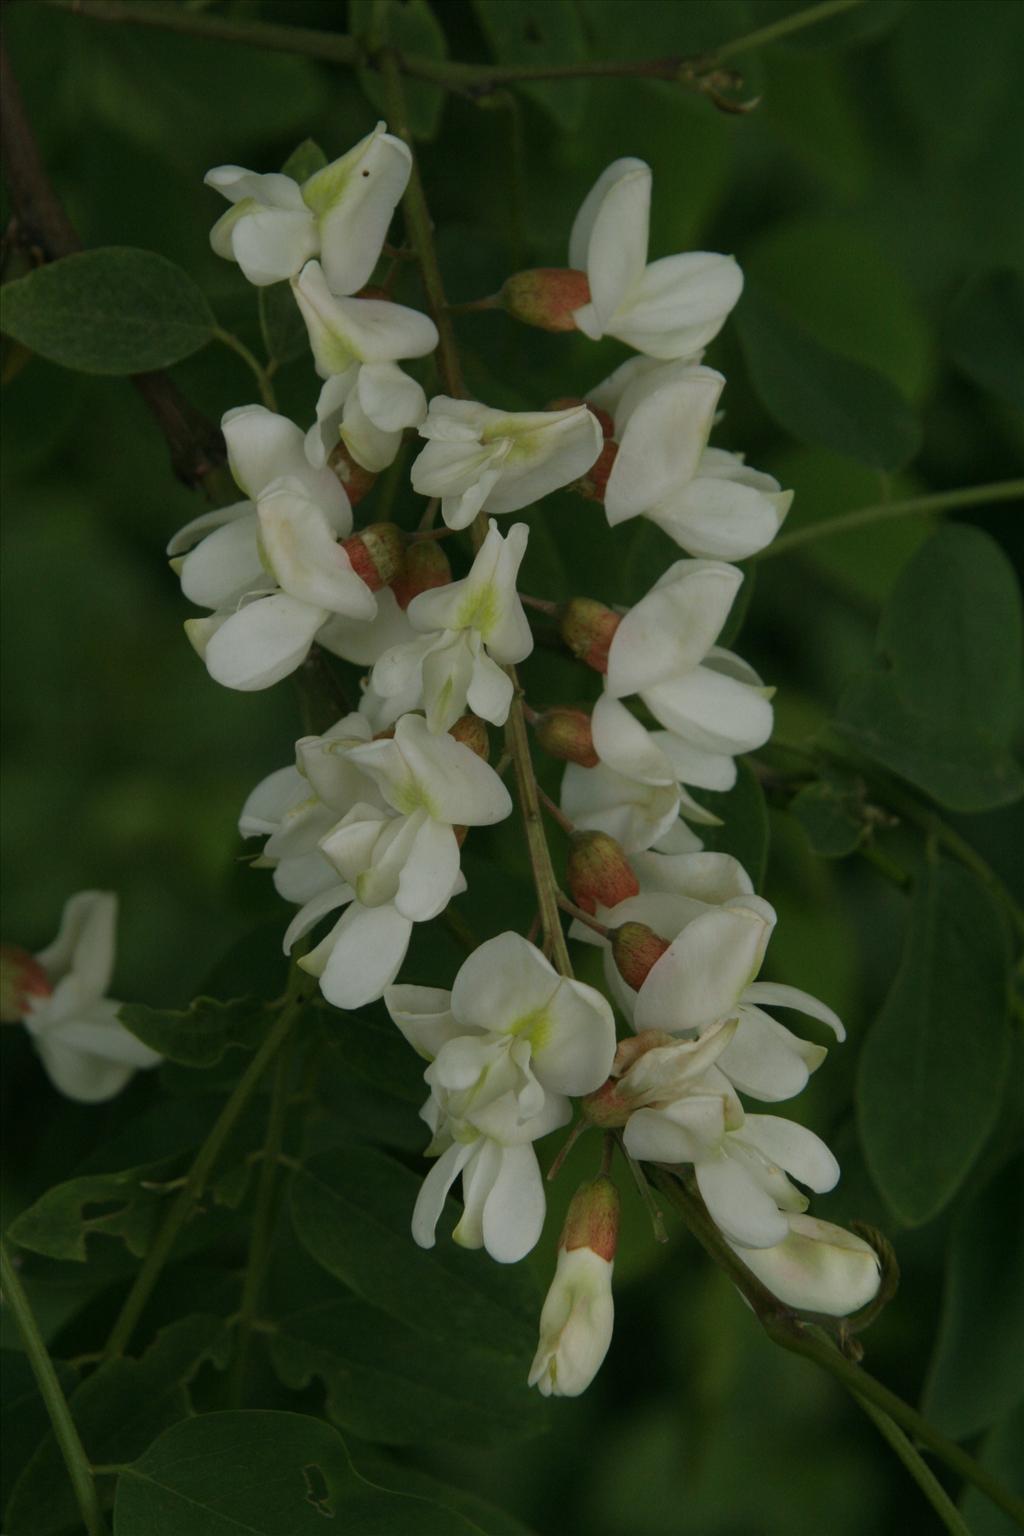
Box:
310 900 413 1008
570 159 651 334
204 593 327 690
634 896 777 1034
481 1143 547 1263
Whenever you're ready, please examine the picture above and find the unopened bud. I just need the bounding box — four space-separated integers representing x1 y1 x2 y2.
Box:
560 1175 620 1260
0 945 51 1023
534 706 598 768
391 539 452 610
581 1030 677 1128
449 714 490 762
611 922 670 991
341 522 406 592
575 439 619 503
501 268 591 332
567 831 639 915
328 440 378 506
559 597 621 674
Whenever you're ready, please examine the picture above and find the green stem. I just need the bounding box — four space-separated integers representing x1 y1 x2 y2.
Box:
714 0 864 61
103 980 309 1359
213 327 277 412
651 1171 1024 1527
754 479 1024 561
379 50 573 979
226 1029 296 1407
0 1243 109 1536
852 1392 972 1536
44 0 859 98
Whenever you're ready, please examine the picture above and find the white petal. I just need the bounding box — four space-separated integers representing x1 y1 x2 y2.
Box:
384 985 460 1059
611 252 743 359
230 205 318 286
570 159 651 333
717 1009 825 1102
166 500 252 558
634 896 777 1034
31 1035 137 1103
592 696 676 786
318 587 415 667
652 475 788 562
533 977 616 1097
728 1214 881 1316
357 361 427 432
293 260 437 376
743 982 845 1042
482 1143 547 1263
257 479 375 617
606 560 742 698
303 123 412 296
739 1114 840 1194
466 650 515 726
604 367 723 524
239 765 306 839
412 1140 473 1249
630 850 753 903
204 594 326 691
178 514 263 610
310 901 413 1008
450 932 559 1034
643 665 774 756
697 1152 789 1247
35 891 117 997
395 817 461 921
561 760 681 854
205 166 306 210
282 882 353 954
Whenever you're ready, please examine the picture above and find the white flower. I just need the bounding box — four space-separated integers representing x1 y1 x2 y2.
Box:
569 158 743 358
239 713 385 904
634 895 845 1103
604 561 774 765
284 715 513 1009
529 1175 619 1397
386 932 616 1263
292 260 438 381
529 1246 615 1397
306 362 429 474
728 1214 881 1317
370 520 532 732
15 893 160 1103
588 357 792 555
411 397 603 531
560 755 708 856
169 406 379 691
206 122 411 291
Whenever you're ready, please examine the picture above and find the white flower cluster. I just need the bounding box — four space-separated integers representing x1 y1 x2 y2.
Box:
11 130 874 1404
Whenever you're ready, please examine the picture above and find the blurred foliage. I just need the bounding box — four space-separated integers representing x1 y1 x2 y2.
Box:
2 1 1023 1533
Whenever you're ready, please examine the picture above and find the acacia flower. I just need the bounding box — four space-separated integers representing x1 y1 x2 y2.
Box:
206 122 411 291
568 158 743 358
385 933 616 1263
306 362 430 474
529 1176 619 1397
370 520 533 732
292 260 438 383
727 1213 881 1316
411 397 603 531
4 893 160 1103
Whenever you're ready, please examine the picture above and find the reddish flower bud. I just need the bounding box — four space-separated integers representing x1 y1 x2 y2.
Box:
559 597 621 674
327 440 378 506
610 922 671 992
0 945 51 1023
533 707 598 768
581 1030 679 1127
449 714 490 762
391 538 452 610
559 1175 620 1261
575 439 619 503
341 522 406 592
500 268 591 332
567 831 639 915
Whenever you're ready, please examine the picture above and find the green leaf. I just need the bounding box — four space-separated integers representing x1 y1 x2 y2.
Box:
747 0 910 50
290 1146 539 1354
119 995 269 1067
281 138 329 185
272 1298 546 1446
1 248 216 374
472 0 591 130
736 288 921 471
5 1315 227 1536
7 1155 183 1262
961 1403 1024 1536
0 1352 78 1512
835 525 1024 812
350 0 448 140
321 1010 427 1104
922 1155 1024 1439
857 859 1011 1227
353 1450 540 1536
944 268 1024 411
790 772 867 858
690 759 770 891
113 1410 487 1534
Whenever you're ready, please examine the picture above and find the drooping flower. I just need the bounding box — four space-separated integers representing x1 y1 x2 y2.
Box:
370 520 533 732
306 361 430 475
727 1214 881 1316
588 357 792 556
206 122 411 292
568 158 743 358
385 932 616 1263
169 405 380 691
411 397 603 531
529 1176 619 1397
293 260 438 386
285 714 512 1008
5 893 160 1103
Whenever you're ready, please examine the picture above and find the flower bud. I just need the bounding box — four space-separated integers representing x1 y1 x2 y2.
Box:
449 713 490 762
533 706 598 768
727 1215 883 1318
529 1176 618 1398
340 522 406 592
390 538 452 610
568 831 639 914
610 922 670 991
581 1032 677 1128
0 945 51 1023
559 597 621 674
501 268 591 332
575 439 619 503
328 440 378 506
